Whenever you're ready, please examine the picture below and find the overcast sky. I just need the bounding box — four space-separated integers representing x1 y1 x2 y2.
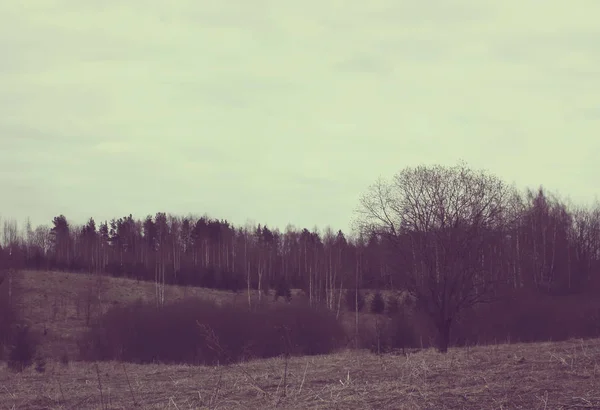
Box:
1 0 599 234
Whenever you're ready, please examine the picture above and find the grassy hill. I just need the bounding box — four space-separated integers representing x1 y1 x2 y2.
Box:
11 270 294 360
2 270 600 408
10 270 407 360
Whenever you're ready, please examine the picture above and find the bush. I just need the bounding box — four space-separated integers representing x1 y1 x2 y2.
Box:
451 289 600 347
8 325 39 372
79 297 346 365
0 296 17 360
345 289 365 312
370 291 385 314
0 273 24 362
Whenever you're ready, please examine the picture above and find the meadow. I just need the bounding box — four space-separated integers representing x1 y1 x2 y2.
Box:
1 270 600 409
3 338 600 409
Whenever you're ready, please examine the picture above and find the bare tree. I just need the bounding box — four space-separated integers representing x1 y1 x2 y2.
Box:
353 162 517 352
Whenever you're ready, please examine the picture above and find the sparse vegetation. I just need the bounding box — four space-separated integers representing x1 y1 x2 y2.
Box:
75 272 107 326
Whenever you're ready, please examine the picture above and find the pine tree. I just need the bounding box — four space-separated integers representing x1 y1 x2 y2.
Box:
371 291 385 314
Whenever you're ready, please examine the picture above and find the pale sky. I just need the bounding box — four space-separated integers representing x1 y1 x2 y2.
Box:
1 0 599 234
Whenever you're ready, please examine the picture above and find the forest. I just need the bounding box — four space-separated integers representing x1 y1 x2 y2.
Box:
1 164 599 303
1 162 600 353
0 163 600 351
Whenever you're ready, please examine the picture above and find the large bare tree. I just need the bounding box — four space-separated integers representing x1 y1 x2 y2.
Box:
353 162 518 352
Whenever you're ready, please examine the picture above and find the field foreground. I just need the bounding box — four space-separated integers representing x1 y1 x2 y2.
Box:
2 338 600 409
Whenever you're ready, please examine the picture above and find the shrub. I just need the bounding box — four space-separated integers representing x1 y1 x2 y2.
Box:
370 291 385 314
8 325 39 372
345 289 365 312
451 289 600 347
79 297 346 365
0 294 18 360
1 274 40 369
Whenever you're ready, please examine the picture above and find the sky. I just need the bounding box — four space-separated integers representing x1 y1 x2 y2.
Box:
1 0 599 234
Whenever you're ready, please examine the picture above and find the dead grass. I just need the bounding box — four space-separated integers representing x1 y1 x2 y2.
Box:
2 338 600 409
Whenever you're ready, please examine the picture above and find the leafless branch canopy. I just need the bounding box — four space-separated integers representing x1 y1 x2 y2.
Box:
353 162 519 347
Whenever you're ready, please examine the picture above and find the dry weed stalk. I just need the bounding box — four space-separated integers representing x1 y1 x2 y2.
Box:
95 362 106 410
2 385 16 400
122 363 140 407
197 321 271 400
57 375 66 404
168 396 180 409
298 360 309 395
197 320 312 408
210 371 223 408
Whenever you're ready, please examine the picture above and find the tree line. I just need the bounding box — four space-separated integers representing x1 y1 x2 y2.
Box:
1 162 599 350
0 212 365 308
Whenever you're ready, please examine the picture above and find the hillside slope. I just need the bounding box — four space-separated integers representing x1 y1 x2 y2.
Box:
12 270 268 359
11 269 409 360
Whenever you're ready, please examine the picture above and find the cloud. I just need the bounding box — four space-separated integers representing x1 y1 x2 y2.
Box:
93 141 137 155
1 0 599 232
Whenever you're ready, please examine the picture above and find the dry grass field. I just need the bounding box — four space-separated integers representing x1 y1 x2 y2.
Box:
2 339 600 409
2 270 600 409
